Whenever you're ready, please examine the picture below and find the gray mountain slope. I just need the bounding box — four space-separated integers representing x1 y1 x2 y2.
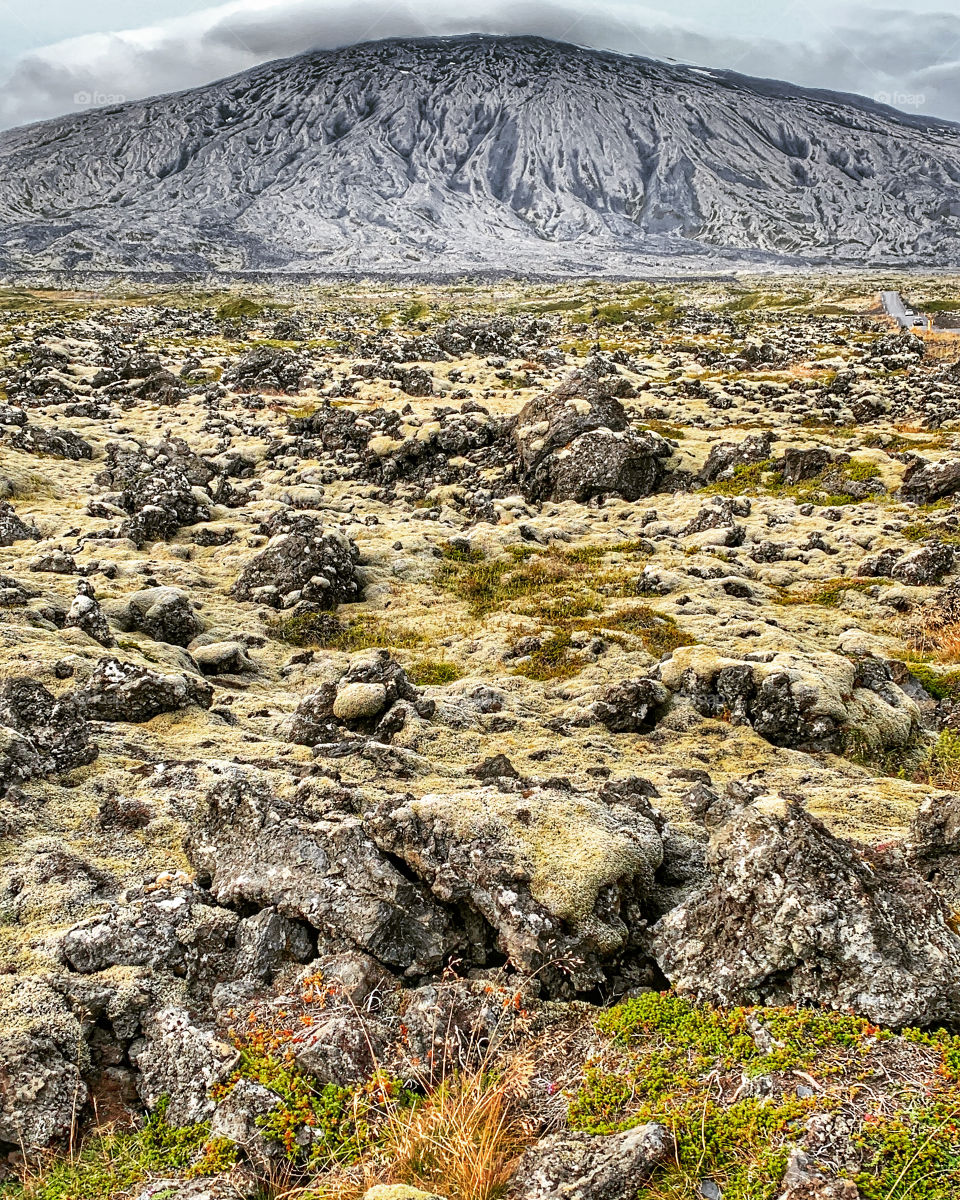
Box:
2 34 960 275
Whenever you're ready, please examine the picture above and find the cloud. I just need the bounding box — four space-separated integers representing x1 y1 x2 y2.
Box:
0 0 958 130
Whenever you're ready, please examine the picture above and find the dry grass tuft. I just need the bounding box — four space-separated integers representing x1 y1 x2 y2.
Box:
292 1062 535 1200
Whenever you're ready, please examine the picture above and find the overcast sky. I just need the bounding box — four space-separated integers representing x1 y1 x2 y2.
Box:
1 0 959 130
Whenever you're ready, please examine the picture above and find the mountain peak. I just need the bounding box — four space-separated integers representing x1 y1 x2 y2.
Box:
2 34 959 275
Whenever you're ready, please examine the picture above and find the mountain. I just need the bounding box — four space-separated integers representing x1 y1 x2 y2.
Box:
2 34 960 275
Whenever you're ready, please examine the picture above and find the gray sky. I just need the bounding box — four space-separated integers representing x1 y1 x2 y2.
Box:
1 0 959 129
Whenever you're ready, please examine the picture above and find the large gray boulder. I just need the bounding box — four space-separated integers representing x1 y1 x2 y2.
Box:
364 784 663 990
0 977 88 1149
128 1007 237 1126
652 801 960 1026
124 586 204 646
233 510 361 610
513 359 670 503
81 658 213 722
186 771 460 975
0 676 97 793
899 458 960 505
509 1124 671 1200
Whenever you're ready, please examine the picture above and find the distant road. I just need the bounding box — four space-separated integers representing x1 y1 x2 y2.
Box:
881 290 919 329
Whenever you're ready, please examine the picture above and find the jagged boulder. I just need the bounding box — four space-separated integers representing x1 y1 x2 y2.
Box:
699 430 775 483
124 586 204 646
652 802 960 1026
61 880 240 990
0 500 38 546
0 977 89 1150
129 1007 237 1126
509 1124 672 1200
224 345 308 393
514 358 670 502
65 580 115 647
289 651 434 745
0 676 97 791
659 646 920 754
95 437 229 547
591 679 671 734
890 543 955 586
186 771 460 974
899 458 960 505
233 511 361 610
907 791 960 906
364 784 664 989
81 658 213 722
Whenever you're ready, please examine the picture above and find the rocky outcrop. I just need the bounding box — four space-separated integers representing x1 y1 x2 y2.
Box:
94 437 228 546
0 501 38 546
658 646 921 754
509 1125 672 1200
0 676 97 792
186 771 460 974
123 586 204 646
364 784 664 990
514 360 671 503
899 458 960 505
233 511 361 610
288 650 434 745
81 658 214 722
653 802 960 1026
0 977 88 1150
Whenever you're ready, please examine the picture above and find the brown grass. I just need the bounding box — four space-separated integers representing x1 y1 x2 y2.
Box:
381 1061 534 1200
295 1062 535 1200
902 608 960 664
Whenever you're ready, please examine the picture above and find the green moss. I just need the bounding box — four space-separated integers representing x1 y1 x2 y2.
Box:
588 605 697 658
596 304 631 326
3 1099 214 1200
855 1101 960 1199
843 728 930 778
216 296 262 320
406 658 463 686
273 612 425 652
640 420 685 440
398 299 431 324
512 631 582 681
705 456 886 506
433 542 649 619
906 662 960 702
902 520 960 546
776 577 885 608
912 728 960 790
438 540 485 563
572 992 960 1200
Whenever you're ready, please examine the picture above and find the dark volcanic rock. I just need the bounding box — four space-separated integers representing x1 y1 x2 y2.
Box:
185 771 460 974
900 458 960 505
82 658 214 722
514 359 670 503
0 676 97 791
0 501 38 546
653 802 960 1026
125 586 204 646
509 1124 672 1200
233 511 361 610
